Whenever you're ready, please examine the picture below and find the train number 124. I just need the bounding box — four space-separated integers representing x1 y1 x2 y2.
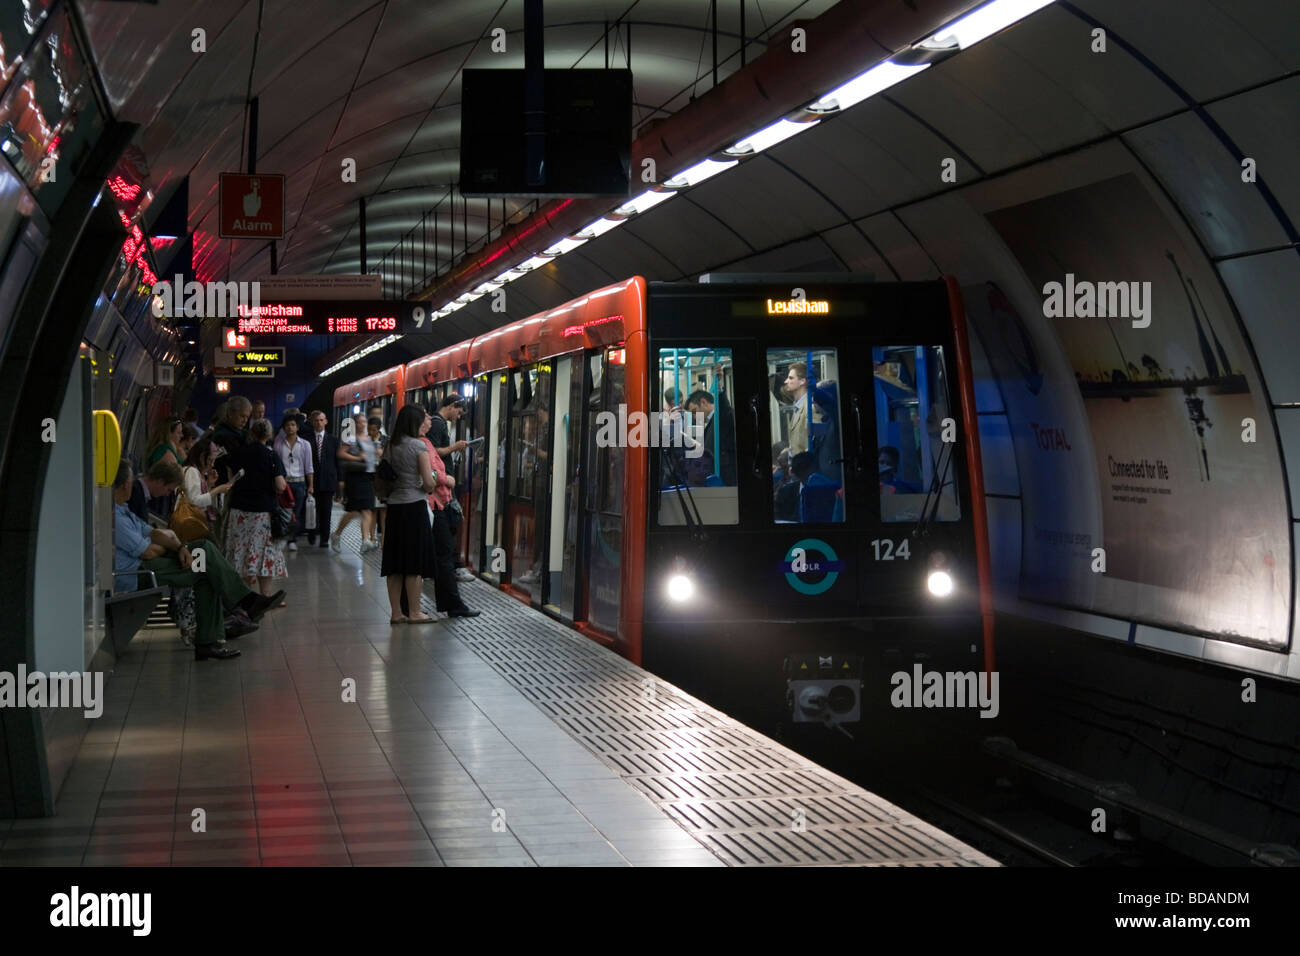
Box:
871 538 910 561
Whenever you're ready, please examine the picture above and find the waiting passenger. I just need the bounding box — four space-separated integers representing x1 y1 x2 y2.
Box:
181 437 236 527
878 445 923 494
334 413 377 552
790 451 840 523
429 395 473 583
305 410 341 549
129 460 183 524
381 404 443 624
273 412 313 552
251 399 266 423
147 417 184 469
226 418 289 604
211 396 252 483
112 459 281 661
178 423 200 461
398 407 478 619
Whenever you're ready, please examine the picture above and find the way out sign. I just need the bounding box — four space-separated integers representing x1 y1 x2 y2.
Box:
219 173 285 239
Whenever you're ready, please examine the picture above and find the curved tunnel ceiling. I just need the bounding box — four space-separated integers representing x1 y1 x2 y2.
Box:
352 0 1299 372
79 0 839 285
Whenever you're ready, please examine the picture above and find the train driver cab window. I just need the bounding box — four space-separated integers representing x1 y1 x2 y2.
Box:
873 345 961 523
768 347 845 524
655 347 737 526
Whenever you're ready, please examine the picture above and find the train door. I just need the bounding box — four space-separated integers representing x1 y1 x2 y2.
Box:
503 362 552 604
577 347 625 637
546 352 585 619
478 371 510 582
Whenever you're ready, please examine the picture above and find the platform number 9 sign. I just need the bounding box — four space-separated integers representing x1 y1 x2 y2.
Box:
412 306 426 329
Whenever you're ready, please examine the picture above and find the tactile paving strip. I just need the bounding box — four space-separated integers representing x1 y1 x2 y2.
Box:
347 525 996 867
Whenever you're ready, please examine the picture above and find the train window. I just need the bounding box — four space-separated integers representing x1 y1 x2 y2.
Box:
767 347 846 525
655 347 738 526
873 345 961 523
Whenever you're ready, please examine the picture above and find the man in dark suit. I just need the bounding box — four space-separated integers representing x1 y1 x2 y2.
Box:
306 409 340 547
685 389 737 486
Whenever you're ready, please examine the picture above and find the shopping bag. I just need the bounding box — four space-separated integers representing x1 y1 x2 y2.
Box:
304 493 317 531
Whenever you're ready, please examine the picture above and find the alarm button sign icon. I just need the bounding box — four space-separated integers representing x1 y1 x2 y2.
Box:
220 173 284 238
243 179 262 217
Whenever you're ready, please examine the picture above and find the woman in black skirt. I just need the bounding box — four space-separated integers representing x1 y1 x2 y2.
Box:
333 413 376 552
381 404 443 623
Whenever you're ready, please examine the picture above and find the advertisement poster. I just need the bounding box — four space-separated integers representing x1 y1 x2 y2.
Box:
986 173 1289 649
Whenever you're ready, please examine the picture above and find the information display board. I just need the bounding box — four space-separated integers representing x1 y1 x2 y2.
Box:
228 300 434 335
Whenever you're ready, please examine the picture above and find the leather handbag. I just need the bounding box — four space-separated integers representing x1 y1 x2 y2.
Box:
170 490 210 542
271 485 297 540
373 452 398 500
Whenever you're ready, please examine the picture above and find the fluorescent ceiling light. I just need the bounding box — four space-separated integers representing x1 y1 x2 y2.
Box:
614 189 675 217
664 157 737 189
543 237 587 256
512 255 550 272
920 0 1055 50
724 118 818 157
575 217 624 239
809 60 930 112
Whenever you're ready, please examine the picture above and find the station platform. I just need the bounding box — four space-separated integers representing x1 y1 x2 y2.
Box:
0 521 997 868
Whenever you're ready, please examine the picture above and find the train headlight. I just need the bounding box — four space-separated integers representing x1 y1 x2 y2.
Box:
667 573 695 602
927 570 955 598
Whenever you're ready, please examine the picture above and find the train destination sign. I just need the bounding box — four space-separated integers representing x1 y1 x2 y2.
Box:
230 300 434 335
765 297 830 314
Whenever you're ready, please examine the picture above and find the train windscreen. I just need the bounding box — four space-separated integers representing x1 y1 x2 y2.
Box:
768 347 845 525
655 346 738 526
873 345 961 523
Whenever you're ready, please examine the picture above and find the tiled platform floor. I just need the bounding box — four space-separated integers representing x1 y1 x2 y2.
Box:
0 518 995 867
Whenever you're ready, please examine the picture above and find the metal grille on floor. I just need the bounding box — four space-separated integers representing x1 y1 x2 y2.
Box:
344 522 994 867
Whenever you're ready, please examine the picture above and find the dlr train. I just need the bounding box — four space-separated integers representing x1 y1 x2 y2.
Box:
334 276 993 742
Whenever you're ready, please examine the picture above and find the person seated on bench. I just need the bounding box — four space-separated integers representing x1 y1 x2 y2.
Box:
113 459 283 661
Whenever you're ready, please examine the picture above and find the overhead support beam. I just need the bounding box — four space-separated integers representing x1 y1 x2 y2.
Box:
247 96 258 174
740 1 746 66
712 1 719 88
524 0 545 188
358 197 367 274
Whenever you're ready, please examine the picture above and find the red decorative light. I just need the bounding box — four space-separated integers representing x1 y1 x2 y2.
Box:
108 175 141 201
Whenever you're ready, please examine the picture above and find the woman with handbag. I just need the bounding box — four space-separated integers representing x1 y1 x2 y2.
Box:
333 413 377 553
181 437 236 527
381 404 442 624
226 418 289 605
